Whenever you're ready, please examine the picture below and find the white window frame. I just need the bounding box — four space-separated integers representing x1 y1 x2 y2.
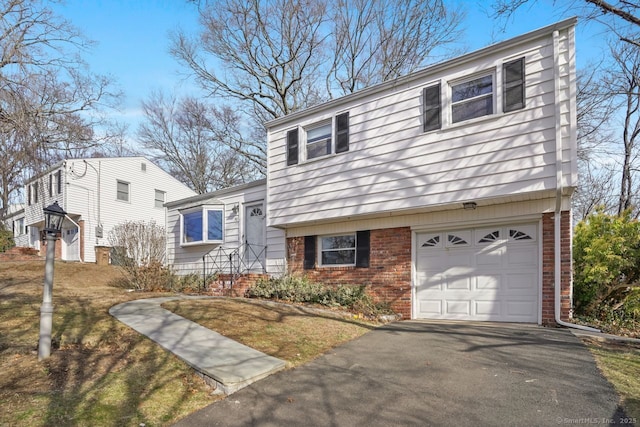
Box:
179 205 225 246
305 120 333 161
154 189 166 208
318 233 357 267
116 180 130 202
450 72 495 124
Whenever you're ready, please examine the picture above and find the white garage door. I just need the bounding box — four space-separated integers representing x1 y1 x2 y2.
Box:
415 224 538 322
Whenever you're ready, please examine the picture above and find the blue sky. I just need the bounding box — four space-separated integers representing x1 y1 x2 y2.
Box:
52 0 609 142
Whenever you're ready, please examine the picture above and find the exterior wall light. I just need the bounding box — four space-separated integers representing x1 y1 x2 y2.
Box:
463 202 477 210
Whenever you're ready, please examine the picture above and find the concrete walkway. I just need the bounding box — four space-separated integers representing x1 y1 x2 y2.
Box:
108 296 286 395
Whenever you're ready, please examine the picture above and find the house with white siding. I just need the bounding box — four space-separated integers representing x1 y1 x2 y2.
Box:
165 179 286 284
22 157 195 263
265 18 578 325
1 204 28 247
169 18 578 326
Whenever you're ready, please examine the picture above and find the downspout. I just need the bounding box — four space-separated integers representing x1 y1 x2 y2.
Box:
552 29 599 332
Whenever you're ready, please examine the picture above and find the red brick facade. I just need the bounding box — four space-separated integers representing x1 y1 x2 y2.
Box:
287 227 412 318
541 211 572 325
286 212 573 324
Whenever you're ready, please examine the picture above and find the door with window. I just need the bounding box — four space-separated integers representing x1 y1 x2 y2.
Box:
244 203 265 269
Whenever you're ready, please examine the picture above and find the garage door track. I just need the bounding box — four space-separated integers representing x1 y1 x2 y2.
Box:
174 321 628 427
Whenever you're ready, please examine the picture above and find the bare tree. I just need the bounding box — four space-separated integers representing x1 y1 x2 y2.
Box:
601 41 640 215
171 0 463 175
329 0 463 95
138 91 259 193
492 0 640 47
0 0 120 211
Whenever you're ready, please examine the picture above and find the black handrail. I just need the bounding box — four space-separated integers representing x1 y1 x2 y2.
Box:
201 242 267 290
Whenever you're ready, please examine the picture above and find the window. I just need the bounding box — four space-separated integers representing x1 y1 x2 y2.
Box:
117 180 129 202
451 74 494 123
320 234 356 266
13 218 25 237
29 183 38 205
180 206 224 245
304 231 370 268
154 190 165 208
422 57 526 130
56 170 62 194
286 111 350 165
306 121 332 160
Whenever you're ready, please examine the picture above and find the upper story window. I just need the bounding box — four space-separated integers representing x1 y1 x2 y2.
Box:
180 205 224 246
287 111 350 166
28 183 38 205
13 218 26 237
306 121 332 160
422 57 525 132
451 74 494 123
154 190 166 208
49 170 62 196
117 180 130 202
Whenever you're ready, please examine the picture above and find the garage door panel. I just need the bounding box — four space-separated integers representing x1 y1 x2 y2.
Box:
507 247 537 266
476 275 501 290
476 248 504 267
418 300 443 316
506 273 537 293
447 276 471 290
475 300 501 316
416 224 539 323
446 300 470 316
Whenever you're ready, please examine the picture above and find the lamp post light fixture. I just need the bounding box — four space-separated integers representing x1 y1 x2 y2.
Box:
38 201 67 361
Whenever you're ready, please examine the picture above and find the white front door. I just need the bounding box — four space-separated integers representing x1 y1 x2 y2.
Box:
244 203 265 268
415 223 539 323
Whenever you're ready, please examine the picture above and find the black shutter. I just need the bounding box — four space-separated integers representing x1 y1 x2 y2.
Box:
287 128 299 166
304 235 316 270
356 230 370 268
423 84 441 132
335 112 349 153
48 175 53 196
503 57 525 112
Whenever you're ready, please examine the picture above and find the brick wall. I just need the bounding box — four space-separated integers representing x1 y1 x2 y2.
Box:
541 211 572 325
287 227 412 318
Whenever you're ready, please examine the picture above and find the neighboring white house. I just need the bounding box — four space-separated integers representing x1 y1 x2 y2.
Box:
168 19 578 325
22 157 196 263
264 18 578 325
165 179 286 281
1 204 28 247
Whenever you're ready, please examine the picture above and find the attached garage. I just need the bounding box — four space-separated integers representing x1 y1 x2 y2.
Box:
414 223 539 323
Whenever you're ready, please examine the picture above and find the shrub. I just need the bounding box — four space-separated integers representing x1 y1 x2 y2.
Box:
108 220 167 290
573 209 640 317
246 275 395 318
0 224 14 253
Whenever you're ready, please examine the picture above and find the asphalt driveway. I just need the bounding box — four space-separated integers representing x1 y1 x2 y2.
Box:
174 321 626 427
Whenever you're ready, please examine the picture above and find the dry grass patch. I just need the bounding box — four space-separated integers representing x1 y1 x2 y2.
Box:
584 339 640 421
0 261 218 427
164 298 376 367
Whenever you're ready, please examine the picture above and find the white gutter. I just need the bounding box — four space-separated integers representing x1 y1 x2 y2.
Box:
552 29 599 332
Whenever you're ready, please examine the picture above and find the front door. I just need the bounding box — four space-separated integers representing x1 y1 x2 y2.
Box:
244 202 265 269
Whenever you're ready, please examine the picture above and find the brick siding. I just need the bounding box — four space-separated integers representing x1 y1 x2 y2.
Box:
541 211 572 325
287 227 412 318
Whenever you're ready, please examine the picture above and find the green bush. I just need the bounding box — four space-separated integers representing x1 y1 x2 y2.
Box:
246 275 395 318
0 224 14 253
573 209 640 317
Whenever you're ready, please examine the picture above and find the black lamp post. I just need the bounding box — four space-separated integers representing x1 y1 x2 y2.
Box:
38 201 67 360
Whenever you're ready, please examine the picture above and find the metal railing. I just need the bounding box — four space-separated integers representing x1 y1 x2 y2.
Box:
202 242 267 290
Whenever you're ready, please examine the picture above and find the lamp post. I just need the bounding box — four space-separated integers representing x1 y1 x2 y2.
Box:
38 201 66 361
